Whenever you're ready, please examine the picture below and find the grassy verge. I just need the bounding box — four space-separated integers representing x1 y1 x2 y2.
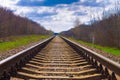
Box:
69 37 120 56
0 35 49 52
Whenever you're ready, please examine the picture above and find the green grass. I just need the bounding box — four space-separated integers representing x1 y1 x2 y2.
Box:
69 37 120 56
0 35 49 52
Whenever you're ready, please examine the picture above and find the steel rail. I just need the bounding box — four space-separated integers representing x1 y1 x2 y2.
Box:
61 36 120 79
0 36 54 79
0 36 120 80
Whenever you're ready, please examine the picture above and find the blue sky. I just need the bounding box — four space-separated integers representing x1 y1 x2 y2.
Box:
0 0 115 32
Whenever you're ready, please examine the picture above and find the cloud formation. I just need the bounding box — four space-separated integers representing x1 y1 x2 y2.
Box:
0 0 115 32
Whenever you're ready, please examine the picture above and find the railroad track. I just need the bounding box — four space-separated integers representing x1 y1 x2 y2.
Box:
0 36 120 80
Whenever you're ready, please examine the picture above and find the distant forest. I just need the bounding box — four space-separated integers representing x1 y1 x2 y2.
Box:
0 7 52 38
61 1 120 49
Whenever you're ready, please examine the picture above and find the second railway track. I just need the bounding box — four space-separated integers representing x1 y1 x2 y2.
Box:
0 36 120 80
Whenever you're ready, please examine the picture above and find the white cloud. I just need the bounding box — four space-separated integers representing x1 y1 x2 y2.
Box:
14 6 35 16
80 0 86 3
37 7 55 14
0 0 20 7
0 0 116 32
40 20 74 33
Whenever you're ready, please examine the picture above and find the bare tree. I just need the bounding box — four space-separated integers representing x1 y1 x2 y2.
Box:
0 7 51 38
74 18 81 27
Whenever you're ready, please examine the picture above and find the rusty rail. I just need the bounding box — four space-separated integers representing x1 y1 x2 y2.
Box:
0 36 54 79
61 36 120 80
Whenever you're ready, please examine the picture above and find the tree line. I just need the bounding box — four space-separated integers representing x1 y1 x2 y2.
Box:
0 7 52 38
61 1 120 49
